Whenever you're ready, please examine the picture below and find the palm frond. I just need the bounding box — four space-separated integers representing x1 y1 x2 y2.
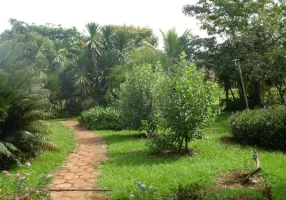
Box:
0 142 13 157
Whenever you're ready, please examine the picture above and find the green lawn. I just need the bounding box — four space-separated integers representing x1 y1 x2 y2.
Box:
0 121 75 197
97 114 286 199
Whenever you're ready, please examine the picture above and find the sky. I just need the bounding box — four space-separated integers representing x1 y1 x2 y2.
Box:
0 0 207 47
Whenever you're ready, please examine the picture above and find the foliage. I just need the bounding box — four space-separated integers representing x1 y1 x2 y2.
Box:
151 56 218 152
79 107 122 130
111 25 158 48
116 64 159 130
160 29 193 62
261 87 281 106
0 39 55 169
106 48 171 103
0 19 159 114
81 23 158 106
183 0 286 107
230 106 286 150
146 134 177 154
96 114 286 199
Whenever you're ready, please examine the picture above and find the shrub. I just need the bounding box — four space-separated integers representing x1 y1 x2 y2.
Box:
230 105 286 150
116 64 159 130
146 134 177 154
261 87 281 106
151 55 218 153
79 107 122 130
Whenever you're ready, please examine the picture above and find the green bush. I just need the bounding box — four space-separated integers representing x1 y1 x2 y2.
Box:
116 64 158 130
79 107 122 130
151 55 218 153
230 105 286 150
146 134 177 153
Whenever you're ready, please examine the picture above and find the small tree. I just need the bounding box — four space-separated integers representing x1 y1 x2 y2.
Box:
117 64 158 130
152 56 218 152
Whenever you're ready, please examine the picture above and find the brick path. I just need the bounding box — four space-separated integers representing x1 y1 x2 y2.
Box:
49 120 107 200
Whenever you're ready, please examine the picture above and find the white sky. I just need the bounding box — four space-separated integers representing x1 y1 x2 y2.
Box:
0 0 207 47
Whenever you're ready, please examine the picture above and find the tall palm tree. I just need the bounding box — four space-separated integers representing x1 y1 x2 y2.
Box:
51 42 68 72
85 23 102 89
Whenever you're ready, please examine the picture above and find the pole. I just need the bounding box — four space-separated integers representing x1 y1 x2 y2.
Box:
233 59 249 109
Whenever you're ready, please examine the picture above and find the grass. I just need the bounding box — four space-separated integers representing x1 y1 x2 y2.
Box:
97 113 286 199
0 120 75 197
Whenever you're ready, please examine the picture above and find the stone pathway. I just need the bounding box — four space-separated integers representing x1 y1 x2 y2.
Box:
50 120 107 200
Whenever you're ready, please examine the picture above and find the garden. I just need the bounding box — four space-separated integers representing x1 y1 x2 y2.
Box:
1 0 286 199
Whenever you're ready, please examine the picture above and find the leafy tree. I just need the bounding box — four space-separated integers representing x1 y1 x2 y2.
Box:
183 0 286 107
106 47 172 104
152 55 218 152
117 64 157 130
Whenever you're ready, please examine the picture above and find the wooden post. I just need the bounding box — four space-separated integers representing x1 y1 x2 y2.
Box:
233 59 249 109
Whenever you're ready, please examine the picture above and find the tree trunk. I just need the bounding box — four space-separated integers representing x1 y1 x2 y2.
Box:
184 137 189 153
91 48 101 91
230 87 236 100
275 84 286 105
223 80 229 107
253 81 261 107
178 136 184 152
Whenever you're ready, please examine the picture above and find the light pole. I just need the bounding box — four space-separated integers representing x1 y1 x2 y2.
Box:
233 59 249 109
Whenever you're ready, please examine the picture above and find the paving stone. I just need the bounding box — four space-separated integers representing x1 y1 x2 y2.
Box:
55 183 72 188
66 178 86 184
62 174 76 180
73 181 93 188
52 179 66 184
50 120 107 200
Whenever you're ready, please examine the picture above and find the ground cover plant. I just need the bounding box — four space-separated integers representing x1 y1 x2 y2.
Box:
0 121 75 199
96 114 286 199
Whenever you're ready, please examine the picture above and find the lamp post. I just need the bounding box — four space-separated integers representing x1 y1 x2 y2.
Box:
233 59 249 109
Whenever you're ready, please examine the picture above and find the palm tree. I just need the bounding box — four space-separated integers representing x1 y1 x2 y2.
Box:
85 23 102 89
51 42 68 72
70 51 93 103
33 35 48 61
101 25 115 50
0 39 57 170
113 30 134 65
160 28 192 62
